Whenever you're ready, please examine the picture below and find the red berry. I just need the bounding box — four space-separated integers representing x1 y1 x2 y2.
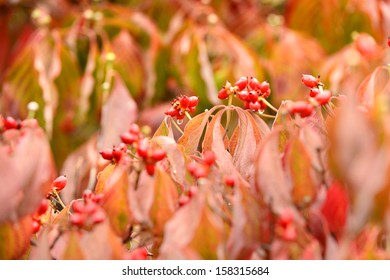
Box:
126 248 149 260
179 195 190 207
259 81 270 93
188 185 198 198
165 107 179 117
309 88 320 97
314 90 332 105
145 164 155 176
235 77 248 91
52 175 67 191
289 101 314 118
36 199 49 216
70 213 85 227
151 149 166 161
193 165 208 178
278 208 294 228
249 101 261 111
83 202 97 214
262 89 271 98
244 101 251 109
248 77 261 90
224 175 235 187
282 223 297 241
187 162 198 175
121 131 137 145
248 91 258 102
301 74 320 88
92 210 105 224
32 220 41 234
179 96 189 108
203 151 216 166
82 190 93 200
188 106 196 113
129 124 140 135
112 147 123 162
137 140 149 158
100 149 114 160
188 96 199 107
4 117 18 130
218 88 229 100
237 90 250 101
72 200 85 214
91 193 104 204
259 100 267 110
388 37 390 47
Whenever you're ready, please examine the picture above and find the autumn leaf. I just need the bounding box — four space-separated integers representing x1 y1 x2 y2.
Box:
0 216 33 259
101 165 133 239
159 189 224 259
284 135 318 208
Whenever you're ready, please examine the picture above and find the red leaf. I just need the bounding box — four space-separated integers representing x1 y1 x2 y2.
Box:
0 127 55 222
254 129 292 215
99 74 138 150
321 182 348 239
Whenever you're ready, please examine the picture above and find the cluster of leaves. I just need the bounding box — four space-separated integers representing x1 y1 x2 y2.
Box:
1 0 390 260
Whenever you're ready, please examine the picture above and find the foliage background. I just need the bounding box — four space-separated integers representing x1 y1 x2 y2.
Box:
1 0 390 260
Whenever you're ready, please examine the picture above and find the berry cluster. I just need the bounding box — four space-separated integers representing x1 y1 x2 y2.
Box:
70 191 105 230
218 77 271 112
31 199 50 234
301 74 332 105
100 143 128 162
165 95 199 120
0 115 39 133
136 139 166 176
187 151 216 179
100 124 166 176
287 74 333 118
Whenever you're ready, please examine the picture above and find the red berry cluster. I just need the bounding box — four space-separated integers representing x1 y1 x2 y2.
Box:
31 199 50 234
288 74 333 118
218 77 271 112
136 139 166 176
52 175 67 192
0 115 39 133
100 143 128 162
100 124 166 176
187 151 216 179
70 191 105 230
301 74 332 105
178 185 198 207
165 95 199 120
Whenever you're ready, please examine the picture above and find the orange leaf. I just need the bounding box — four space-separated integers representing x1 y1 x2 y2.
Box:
95 163 116 194
0 216 33 259
285 136 318 207
150 168 179 237
101 167 132 239
62 231 84 260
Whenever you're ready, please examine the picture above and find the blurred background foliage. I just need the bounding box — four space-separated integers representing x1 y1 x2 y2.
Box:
0 0 389 168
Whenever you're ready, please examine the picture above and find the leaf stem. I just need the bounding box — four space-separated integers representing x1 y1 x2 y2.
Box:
259 97 278 112
257 112 276 119
184 111 192 121
170 117 184 134
52 189 66 210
